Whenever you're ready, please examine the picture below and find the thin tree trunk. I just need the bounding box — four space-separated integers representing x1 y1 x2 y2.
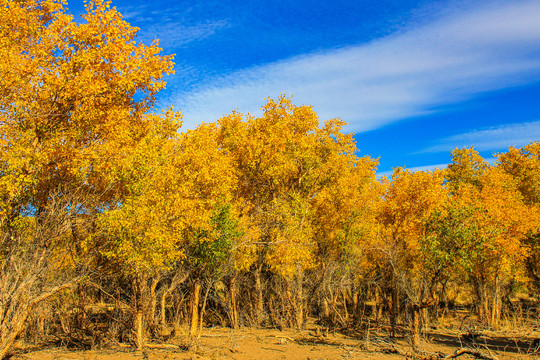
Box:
189 280 201 338
375 288 382 324
389 285 397 338
474 277 491 326
160 291 168 331
331 292 338 324
198 282 212 338
148 277 160 333
322 297 330 318
352 289 360 322
254 264 264 326
134 309 144 350
491 275 501 329
296 275 304 329
133 274 147 350
0 279 79 359
412 305 420 349
0 307 30 360
422 307 429 334
228 277 238 329
285 287 294 327
160 270 190 332
342 290 349 324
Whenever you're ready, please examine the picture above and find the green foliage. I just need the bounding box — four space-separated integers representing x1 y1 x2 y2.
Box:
423 205 486 275
186 203 242 277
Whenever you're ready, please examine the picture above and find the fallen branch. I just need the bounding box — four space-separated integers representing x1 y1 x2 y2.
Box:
275 335 295 342
261 347 286 352
373 345 498 360
443 348 499 360
144 343 182 350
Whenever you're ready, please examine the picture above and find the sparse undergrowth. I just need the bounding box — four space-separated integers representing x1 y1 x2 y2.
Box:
10 316 540 360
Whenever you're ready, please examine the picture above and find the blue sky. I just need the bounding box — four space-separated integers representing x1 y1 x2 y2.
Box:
69 0 540 174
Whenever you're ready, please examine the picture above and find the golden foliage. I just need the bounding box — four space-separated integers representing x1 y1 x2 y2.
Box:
0 0 174 214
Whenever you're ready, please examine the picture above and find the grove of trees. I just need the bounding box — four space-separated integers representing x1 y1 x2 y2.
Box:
1 0 539 358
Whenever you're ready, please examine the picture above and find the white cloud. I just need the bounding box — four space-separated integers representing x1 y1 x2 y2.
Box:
137 20 229 48
171 0 540 132
114 4 229 48
118 9 144 20
423 120 540 153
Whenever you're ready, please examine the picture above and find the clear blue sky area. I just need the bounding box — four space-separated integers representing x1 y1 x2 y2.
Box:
68 0 540 174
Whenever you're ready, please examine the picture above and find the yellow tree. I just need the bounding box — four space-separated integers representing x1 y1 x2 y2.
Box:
497 142 540 205
497 143 540 297
217 96 371 327
310 153 381 325
0 0 173 356
445 148 533 328
98 117 236 348
377 168 447 347
0 0 173 209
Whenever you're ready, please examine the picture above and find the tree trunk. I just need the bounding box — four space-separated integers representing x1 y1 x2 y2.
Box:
352 290 359 319
341 289 349 324
132 273 148 350
331 292 338 324
422 307 429 333
198 282 212 338
160 291 168 331
228 277 238 329
473 277 489 325
254 264 264 326
411 305 420 349
322 297 330 318
295 275 304 329
389 287 397 338
374 288 383 323
134 309 144 350
0 279 79 359
160 270 190 332
189 280 201 338
148 277 160 334
491 275 501 329
0 306 30 360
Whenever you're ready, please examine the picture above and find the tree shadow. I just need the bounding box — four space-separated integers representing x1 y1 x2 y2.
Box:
426 331 540 356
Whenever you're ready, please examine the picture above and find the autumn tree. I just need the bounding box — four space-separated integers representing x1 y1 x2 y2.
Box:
497 142 540 205
0 0 173 207
445 148 533 328
310 151 381 327
0 186 100 359
98 118 236 347
183 203 243 337
497 142 540 293
217 96 376 327
377 168 448 347
0 0 173 356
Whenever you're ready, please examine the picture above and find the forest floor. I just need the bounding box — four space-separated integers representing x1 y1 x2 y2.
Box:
10 322 540 360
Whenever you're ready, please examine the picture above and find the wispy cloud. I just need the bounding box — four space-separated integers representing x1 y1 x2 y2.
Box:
116 4 229 48
137 20 229 48
422 120 540 153
172 0 540 131
118 8 145 20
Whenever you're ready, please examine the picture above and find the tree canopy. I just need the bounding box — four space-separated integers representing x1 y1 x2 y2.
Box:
1 0 540 357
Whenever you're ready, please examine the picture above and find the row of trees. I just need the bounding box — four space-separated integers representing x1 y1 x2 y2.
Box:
1 0 539 358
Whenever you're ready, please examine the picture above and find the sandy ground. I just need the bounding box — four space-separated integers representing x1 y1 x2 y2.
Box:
10 326 540 360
